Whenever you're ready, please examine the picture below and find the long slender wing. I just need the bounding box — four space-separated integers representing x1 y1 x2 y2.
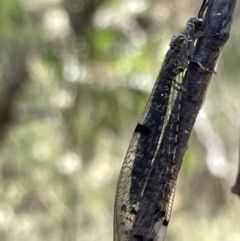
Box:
129 82 184 241
114 36 189 241
114 2 210 240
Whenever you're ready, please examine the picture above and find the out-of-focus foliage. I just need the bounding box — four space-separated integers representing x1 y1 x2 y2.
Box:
0 0 240 240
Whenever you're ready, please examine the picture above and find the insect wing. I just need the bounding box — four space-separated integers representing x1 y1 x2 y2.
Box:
114 41 188 241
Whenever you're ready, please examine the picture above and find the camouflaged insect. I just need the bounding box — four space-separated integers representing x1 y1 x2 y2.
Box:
114 1 210 241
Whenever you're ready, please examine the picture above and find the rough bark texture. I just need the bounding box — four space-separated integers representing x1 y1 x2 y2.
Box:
171 0 237 181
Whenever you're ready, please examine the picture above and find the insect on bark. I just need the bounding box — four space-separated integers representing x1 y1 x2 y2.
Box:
114 1 210 241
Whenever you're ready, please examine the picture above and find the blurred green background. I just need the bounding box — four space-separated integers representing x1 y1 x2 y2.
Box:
0 0 240 240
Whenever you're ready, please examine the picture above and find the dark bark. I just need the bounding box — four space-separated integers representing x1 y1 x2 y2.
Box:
170 0 237 187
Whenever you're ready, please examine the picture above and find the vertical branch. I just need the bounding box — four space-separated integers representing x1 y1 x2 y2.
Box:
173 0 237 177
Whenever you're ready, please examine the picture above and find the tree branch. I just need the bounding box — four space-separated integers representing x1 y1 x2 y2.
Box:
173 0 237 183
